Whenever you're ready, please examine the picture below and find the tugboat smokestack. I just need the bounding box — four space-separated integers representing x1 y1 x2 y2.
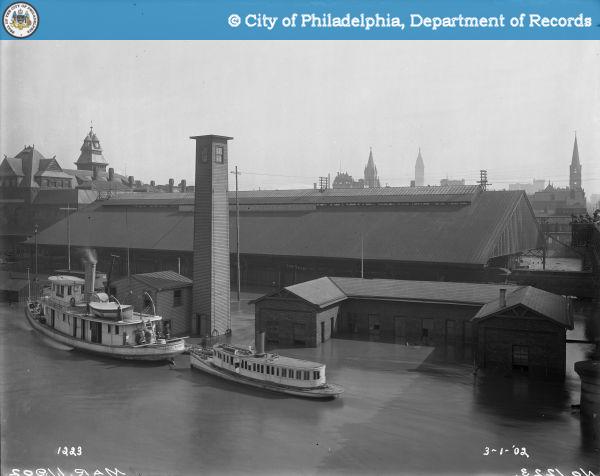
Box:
84 261 96 302
255 331 265 355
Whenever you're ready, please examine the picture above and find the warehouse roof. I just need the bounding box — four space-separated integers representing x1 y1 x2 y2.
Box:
472 285 573 328
113 271 192 291
31 188 540 265
277 277 521 308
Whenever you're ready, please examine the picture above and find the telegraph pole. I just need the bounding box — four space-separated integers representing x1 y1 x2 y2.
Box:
230 166 241 301
59 204 76 270
34 224 38 281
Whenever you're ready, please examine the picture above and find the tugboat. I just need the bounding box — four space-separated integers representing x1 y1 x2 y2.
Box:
190 332 343 399
24 261 185 361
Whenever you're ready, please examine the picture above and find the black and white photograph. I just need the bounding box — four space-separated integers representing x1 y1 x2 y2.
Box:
1 18 599 476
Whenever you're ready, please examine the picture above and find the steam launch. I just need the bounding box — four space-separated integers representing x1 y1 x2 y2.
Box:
24 259 186 360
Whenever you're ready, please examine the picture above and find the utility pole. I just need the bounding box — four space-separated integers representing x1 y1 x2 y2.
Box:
230 166 241 301
361 234 364 278
34 224 38 281
59 204 76 270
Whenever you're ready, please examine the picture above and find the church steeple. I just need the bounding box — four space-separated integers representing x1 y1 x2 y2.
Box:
415 147 425 186
364 147 380 188
569 133 582 191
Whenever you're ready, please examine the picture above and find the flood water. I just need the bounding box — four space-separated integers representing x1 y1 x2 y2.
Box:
1 298 598 476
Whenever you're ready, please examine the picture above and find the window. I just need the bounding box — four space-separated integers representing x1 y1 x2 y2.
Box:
67 286 72 296
296 370 302 380
215 146 224 163
107 325 112 334
260 365 264 373
63 314 66 322
282 368 287 378
252 363 256 371
313 371 320 380
304 371 310 380
276 368 279 377
512 345 529 370
173 289 182 307
115 325 119 335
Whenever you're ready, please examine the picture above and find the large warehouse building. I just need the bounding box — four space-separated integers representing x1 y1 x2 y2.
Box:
24 185 542 290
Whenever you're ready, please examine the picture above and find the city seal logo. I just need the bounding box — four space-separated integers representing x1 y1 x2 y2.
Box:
3 2 39 38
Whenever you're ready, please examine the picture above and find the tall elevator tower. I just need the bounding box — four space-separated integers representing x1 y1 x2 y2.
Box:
191 134 233 337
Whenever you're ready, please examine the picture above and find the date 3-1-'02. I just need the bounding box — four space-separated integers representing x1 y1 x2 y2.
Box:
57 446 83 456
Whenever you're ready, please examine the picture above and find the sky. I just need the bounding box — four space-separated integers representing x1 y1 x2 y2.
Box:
1 40 599 194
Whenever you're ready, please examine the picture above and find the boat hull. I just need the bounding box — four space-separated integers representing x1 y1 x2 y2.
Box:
190 351 343 399
24 304 185 361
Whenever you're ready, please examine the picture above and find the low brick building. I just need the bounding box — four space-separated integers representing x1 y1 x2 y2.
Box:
112 271 192 337
472 286 573 379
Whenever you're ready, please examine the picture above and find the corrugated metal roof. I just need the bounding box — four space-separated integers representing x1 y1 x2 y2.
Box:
32 190 539 265
285 277 347 307
472 286 573 328
114 270 192 291
332 277 520 305
100 186 479 207
280 276 521 308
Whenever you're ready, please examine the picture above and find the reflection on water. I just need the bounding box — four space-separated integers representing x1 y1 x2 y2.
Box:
1 303 598 476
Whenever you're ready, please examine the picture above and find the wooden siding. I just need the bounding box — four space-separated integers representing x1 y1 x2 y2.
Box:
475 307 567 379
112 277 191 336
192 137 231 336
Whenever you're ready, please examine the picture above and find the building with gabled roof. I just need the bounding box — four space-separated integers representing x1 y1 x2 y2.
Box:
254 276 572 378
26 185 542 290
111 271 192 336
472 285 573 378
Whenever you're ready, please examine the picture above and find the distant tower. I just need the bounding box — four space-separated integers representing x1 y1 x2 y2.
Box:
415 148 424 186
569 133 582 191
191 134 233 337
75 125 108 175
364 148 380 188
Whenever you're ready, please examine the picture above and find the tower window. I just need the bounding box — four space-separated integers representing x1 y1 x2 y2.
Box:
215 146 224 163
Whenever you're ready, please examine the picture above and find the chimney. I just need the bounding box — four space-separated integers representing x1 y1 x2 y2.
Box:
150 180 155 187
499 288 506 308
108 167 114 181
168 178 174 193
84 261 97 302
255 331 265 355
128 176 134 187
180 179 186 193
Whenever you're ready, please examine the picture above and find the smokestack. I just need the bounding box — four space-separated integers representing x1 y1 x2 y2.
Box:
168 178 174 193
108 167 114 181
255 331 265 355
128 176 134 187
150 180 155 187
84 261 97 302
499 288 506 308
180 179 186 193
92 167 98 180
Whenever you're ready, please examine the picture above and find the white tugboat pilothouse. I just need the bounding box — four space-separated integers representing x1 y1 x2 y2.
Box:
25 261 186 360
